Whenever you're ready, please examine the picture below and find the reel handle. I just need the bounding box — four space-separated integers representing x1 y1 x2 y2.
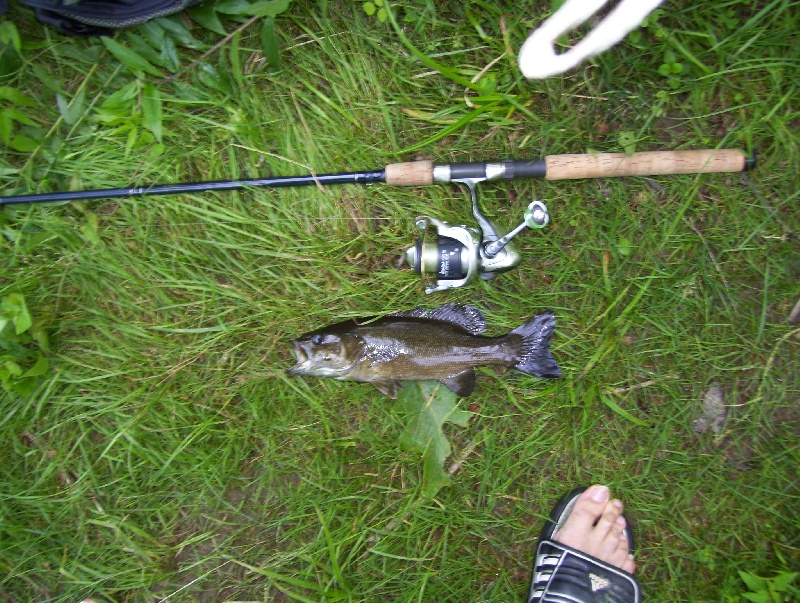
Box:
543 149 753 180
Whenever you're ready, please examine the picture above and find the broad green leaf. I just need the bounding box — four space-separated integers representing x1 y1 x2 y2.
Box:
100 37 164 78
8 375 38 395
30 65 62 94
396 381 473 498
21 354 48 379
29 323 50 352
617 130 636 155
140 82 162 143
155 16 206 50
0 110 12 144
100 81 139 110
617 236 632 257
771 572 798 592
10 134 38 152
244 0 291 17
125 33 168 70
739 571 769 593
139 20 167 48
4 360 22 377
1 293 32 335
363 2 376 16
2 107 36 127
159 35 180 73
196 62 230 95
260 17 282 72
96 81 138 125
214 0 252 14
125 126 139 155
188 3 228 35
0 43 24 80
0 86 35 106
741 592 771 603
0 21 22 53
56 88 86 125
80 213 101 245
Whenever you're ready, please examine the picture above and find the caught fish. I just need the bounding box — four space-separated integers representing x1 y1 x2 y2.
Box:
286 304 561 397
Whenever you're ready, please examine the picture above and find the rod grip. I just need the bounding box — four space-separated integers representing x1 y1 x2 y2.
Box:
544 149 751 180
385 160 434 186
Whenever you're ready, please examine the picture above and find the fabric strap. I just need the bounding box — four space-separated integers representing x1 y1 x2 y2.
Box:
519 0 665 79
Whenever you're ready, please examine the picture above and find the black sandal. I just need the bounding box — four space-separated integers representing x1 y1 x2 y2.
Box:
528 487 642 603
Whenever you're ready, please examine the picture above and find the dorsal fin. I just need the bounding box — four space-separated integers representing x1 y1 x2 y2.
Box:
391 304 486 335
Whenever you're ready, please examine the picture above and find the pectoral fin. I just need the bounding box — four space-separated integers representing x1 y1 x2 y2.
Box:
372 381 402 399
439 369 477 397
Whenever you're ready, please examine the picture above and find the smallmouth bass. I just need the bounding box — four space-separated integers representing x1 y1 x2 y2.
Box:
287 304 560 397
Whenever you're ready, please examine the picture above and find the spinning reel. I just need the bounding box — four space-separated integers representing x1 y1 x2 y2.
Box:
405 177 550 294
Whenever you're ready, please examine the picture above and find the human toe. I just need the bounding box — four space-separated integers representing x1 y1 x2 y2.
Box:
621 553 636 575
594 498 625 538
563 485 609 529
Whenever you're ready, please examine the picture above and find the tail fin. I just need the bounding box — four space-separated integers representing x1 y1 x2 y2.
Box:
509 311 561 378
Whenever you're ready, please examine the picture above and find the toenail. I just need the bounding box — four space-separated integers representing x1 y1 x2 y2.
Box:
588 485 609 502
616 516 626 527
613 499 624 510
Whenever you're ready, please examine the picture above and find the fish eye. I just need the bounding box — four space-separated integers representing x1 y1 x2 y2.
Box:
311 334 324 345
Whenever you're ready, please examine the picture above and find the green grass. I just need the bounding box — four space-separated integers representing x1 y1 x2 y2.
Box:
1 0 799 601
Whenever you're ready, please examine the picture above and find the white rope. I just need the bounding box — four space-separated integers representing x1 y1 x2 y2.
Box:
518 0 665 79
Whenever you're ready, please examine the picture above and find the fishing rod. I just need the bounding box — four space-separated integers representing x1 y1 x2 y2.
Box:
1 148 755 293
0 149 754 205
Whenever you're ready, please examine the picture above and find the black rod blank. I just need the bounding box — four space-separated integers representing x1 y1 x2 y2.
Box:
0 170 387 206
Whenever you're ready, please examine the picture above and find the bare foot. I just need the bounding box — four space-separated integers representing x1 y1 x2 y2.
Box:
552 484 636 574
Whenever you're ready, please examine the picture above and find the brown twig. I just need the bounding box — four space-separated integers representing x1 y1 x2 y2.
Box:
605 375 679 396
788 297 800 325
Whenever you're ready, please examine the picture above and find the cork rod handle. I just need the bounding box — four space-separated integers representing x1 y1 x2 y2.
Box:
544 149 749 180
385 160 434 186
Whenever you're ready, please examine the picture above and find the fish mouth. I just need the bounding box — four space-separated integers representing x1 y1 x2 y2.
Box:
286 340 307 375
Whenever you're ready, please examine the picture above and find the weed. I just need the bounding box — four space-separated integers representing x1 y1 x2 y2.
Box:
0 293 49 395
737 570 799 603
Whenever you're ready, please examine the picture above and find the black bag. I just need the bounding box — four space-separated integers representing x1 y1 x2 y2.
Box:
7 0 206 36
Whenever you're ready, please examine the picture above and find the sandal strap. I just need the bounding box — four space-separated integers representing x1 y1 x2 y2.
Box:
528 539 641 603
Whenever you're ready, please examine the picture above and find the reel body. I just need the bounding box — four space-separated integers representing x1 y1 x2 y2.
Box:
405 176 550 294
